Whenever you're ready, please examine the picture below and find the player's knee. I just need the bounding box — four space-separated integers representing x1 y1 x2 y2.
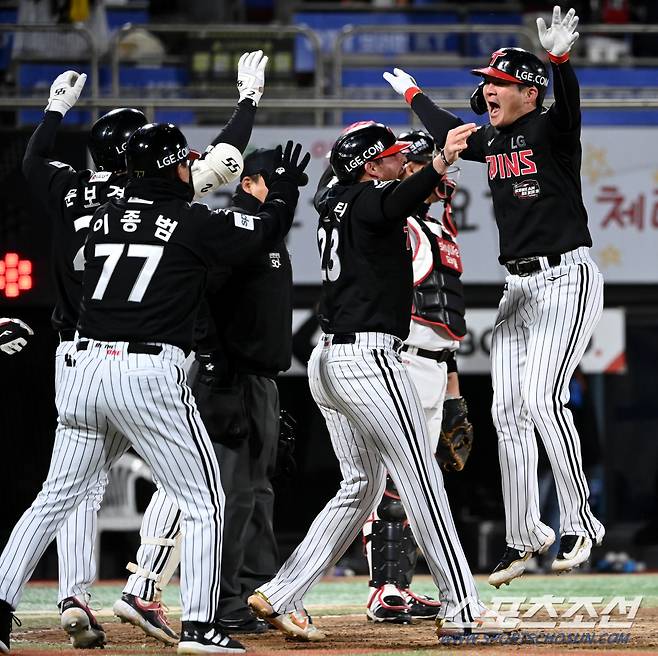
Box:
523 386 552 420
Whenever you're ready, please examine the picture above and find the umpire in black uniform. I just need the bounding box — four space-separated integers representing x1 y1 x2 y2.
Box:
190 148 293 633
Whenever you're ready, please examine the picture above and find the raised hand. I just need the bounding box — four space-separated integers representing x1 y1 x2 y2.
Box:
237 50 269 106
45 70 87 116
537 6 579 58
271 141 311 187
382 68 420 99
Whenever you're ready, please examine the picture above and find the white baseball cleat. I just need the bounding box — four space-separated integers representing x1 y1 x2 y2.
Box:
551 535 593 572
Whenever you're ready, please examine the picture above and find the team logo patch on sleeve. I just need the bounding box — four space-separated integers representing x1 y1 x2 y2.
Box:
234 212 256 230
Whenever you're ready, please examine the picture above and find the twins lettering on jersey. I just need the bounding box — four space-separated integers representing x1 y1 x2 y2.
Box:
486 150 537 180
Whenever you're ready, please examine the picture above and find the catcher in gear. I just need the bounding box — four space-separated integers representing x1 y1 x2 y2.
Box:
362 129 473 624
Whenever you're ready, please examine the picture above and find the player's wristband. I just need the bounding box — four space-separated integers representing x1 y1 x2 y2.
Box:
548 51 570 65
404 86 422 104
438 148 450 167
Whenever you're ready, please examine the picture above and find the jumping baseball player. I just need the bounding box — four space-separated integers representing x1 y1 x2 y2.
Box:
383 5 604 586
13 51 267 650
0 319 33 355
0 125 308 655
247 121 520 640
362 130 471 624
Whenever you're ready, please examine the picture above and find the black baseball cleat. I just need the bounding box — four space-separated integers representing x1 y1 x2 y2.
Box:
177 621 245 654
551 535 593 573
113 593 179 645
402 589 441 620
0 600 20 655
216 616 269 634
366 584 412 624
59 596 106 649
488 530 555 588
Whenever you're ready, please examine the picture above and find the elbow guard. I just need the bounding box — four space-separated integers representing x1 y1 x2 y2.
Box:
191 143 244 199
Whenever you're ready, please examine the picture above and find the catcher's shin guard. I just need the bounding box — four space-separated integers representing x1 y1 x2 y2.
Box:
364 478 408 588
398 524 419 590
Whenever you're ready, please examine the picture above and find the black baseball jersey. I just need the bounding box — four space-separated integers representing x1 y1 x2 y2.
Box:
314 163 442 340
78 176 297 352
196 187 293 377
22 112 127 332
411 60 592 262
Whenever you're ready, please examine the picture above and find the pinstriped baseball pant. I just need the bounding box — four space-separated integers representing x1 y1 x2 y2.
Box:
259 332 482 622
0 341 223 623
491 247 605 552
53 340 106 604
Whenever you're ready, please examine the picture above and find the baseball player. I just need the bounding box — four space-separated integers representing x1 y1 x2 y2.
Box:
362 130 470 624
0 319 33 355
248 121 520 640
112 148 295 642
14 51 267 649
383 5 604 587
0 125 308 655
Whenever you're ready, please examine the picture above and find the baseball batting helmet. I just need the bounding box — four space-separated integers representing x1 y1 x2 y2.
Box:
471 47 549 106
88 108 147 171
330 122 409 183
126 123 191 179
397 130 435 163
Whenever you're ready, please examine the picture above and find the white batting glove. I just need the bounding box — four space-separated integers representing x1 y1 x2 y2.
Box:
45 70 87 116
0 318 34 355
537 6 579 60
237 50 268 106
382 68 421 103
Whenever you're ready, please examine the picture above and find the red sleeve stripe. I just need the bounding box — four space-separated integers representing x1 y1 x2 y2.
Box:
548 51 570 64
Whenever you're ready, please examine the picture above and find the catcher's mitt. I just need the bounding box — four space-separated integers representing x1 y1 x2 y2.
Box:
436 397 473 472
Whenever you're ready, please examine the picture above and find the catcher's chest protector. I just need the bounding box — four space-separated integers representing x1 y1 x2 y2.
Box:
408 215 466 339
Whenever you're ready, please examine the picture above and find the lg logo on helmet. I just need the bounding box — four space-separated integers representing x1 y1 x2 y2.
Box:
519 71 548 87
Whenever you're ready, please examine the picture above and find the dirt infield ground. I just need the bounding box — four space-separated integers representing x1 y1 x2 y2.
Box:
12 607 658 655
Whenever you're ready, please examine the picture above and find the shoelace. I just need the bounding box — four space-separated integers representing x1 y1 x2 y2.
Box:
12 614 22 629
153 601 172 627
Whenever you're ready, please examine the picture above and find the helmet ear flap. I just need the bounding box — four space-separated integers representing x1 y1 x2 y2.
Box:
470 82 487 115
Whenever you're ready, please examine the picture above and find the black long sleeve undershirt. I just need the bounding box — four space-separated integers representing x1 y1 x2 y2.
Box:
549 59 581 132
381 163 442 221
409 94 463 149
210 98 257 153
22 111 64 179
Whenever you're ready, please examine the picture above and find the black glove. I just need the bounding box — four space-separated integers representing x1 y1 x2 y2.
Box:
470 81 487 115
0 318 34 355
270 140 310 187
274 409 297 480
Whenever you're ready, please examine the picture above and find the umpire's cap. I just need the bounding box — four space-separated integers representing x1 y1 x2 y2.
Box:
330 122 410 184
241 148 278 183
472 47 549 105
397 130 435 163
126 123 191 179
88 108 147 172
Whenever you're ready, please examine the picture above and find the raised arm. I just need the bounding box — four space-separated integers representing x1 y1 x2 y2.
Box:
22 70 86 204
537 6 582 131
383 68 463 145
381 123 476 221
192 50 269 197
